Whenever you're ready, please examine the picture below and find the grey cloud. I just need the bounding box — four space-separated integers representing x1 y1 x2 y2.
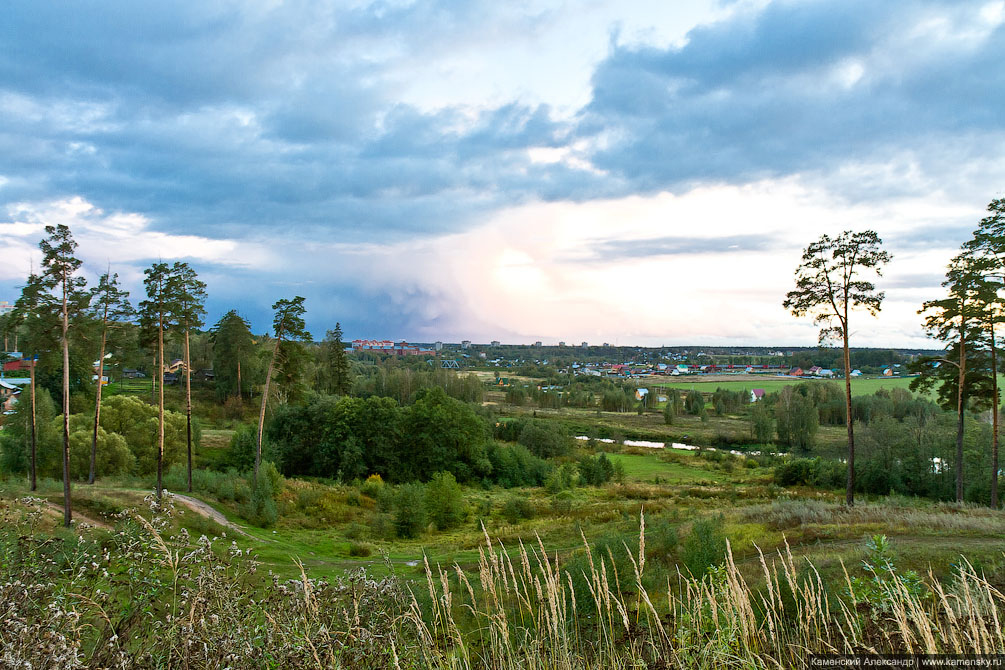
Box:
571 233 780 262
578 0 1005 196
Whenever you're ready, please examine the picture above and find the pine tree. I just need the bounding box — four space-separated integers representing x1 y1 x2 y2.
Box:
256 297 309 478
169 262 206 493
784 230 891 505
316 322 353 396
87 269 133 484
139 263 175 500
210 310 256 401
39 224 90 526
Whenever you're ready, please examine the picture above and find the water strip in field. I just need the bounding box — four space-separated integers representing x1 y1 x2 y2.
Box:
574 435 773 457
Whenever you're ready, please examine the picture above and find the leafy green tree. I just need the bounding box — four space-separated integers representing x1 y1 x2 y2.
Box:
517 420 569 458
9 271 56 491
685 389 705 416
400 387 491 482
169 262 206 493
750 401 774 443
139 262 176 499
210 310 256 401
315 323 353 396
774 386 819 451
784 230 890 505
578 452 615 486
86 269 133 484
40 224 90 526
913 252 997 502
394 483 427 538
98 394 187 475
257 297 310 478
0 387 57 477
424 471 465 530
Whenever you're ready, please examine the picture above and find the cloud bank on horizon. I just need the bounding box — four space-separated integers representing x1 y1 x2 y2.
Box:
1 0 1003 347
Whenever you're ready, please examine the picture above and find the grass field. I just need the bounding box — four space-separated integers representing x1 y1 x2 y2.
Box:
652 374 920 396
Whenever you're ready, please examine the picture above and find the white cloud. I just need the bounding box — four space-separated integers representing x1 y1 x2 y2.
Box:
1 197 273 282
305 177 979 346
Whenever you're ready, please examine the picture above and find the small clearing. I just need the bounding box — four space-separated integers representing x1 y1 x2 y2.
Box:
43 502 112 530
171 493 258 540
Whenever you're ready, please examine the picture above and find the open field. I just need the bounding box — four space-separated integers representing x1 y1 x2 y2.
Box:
652 373 919 395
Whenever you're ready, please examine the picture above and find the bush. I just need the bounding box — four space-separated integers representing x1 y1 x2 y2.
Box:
394 483 427 538
517 421 570 458
578 452 615 486
361 473 384 499
551 490 574 515
348 541 373 557
502 496 534 524
646 517 680 565
681 516 727 577
424 471 465 531
774 457 845 489
243 469 279 527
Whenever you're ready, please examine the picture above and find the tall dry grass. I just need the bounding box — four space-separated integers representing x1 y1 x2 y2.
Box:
408 510 1005 669
1 496 1003 669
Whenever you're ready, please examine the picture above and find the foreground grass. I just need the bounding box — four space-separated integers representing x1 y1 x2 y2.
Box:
3 494 1004 669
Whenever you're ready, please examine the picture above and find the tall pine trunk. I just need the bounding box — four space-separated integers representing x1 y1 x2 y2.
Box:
61 276 72 527
991 325 999 508
157 314 165 500
256 337 281 478
236 359 242 402
956 330 966 503
185 327 193 493
843 328 855 506
89 327 107 484
151 354 156 402
29 356 36 492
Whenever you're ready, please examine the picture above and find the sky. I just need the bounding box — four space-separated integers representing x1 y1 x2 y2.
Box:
2 0 1004 348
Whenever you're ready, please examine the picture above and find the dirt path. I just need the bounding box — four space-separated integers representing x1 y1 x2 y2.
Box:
42 501 112 530
171 493 259 540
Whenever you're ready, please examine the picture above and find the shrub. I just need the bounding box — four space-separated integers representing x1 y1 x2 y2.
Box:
578 452 615 486
646 517 680 565
551 490 574 515
424 471 465 531
348 541 373 557
517 421 570 458
361 473 384 499
502 496 534 524
243 471 279 527
681 516 727 577
394 483 427 538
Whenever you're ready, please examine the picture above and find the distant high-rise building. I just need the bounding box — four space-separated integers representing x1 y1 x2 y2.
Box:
461 340 471 350
581 342 588 349
534 341 542 347
558 341 566 347
490 340 500 346
434 341 443 351
602 342 610 347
